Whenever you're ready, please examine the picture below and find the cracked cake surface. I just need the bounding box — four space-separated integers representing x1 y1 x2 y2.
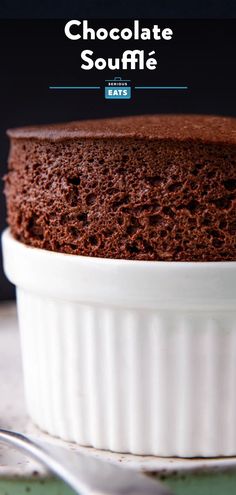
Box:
5 114 236 261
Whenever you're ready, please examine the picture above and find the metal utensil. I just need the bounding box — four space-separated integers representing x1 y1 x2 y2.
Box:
0 429 172 495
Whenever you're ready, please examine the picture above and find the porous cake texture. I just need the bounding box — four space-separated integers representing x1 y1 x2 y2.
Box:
5 115 236 261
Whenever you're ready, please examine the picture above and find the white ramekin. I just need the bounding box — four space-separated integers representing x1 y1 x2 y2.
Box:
2 228 236 457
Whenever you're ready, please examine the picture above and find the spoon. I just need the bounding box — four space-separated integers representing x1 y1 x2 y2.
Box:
0 429 172 495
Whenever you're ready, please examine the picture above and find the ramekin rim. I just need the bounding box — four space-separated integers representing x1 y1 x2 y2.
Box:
2 228 236 268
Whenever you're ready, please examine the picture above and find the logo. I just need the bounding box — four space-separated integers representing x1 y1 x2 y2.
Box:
105 77 131 99
49 81 188 97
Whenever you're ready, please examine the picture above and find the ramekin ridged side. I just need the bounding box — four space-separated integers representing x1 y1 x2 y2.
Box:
2 229 236 457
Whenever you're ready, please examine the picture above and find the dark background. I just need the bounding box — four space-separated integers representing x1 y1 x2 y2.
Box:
1 0 236 18
1 18 236 299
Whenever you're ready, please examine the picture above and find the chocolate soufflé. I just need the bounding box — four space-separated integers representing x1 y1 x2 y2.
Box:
5 115 236 261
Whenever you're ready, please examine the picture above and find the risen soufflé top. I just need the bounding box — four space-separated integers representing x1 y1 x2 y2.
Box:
5 114 236 261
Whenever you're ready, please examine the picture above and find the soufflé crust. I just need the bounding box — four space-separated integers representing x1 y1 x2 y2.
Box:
5 115 236 261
